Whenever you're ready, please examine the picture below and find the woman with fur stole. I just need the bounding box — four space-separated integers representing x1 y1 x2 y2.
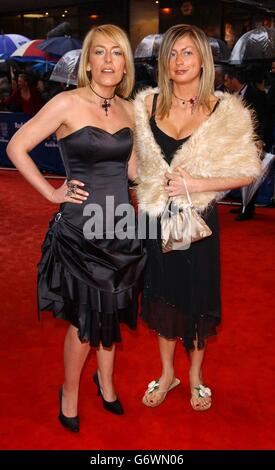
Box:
134 24 261 411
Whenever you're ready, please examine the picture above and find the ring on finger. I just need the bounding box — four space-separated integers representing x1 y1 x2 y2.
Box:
66 182 77 196
67 181 77 193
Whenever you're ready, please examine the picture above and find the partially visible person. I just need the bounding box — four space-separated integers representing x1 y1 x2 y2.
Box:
36 78 49 104
266 61 275 206
133 60 157 94
224 66 268 220
214 64 227 91
0 73 43 114
267 61 275 152
38 73 70 102
11 78 18 93
0 76 11 100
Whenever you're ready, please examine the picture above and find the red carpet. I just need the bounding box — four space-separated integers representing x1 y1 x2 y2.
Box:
0 169 274 450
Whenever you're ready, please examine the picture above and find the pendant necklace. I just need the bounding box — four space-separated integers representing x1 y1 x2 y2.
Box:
173 92 197 113
89 84 115 116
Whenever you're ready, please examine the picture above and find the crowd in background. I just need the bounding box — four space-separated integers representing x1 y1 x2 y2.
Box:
1 60 275 135
0 69 69 114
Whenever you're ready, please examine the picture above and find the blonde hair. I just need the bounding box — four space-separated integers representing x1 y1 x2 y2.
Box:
77 24 134 98
158 24 215 118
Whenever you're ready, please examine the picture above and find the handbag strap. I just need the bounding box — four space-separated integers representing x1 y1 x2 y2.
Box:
182 177 193 206
163 177 192 215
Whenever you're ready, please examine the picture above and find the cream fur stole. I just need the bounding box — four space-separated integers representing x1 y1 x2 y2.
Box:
134 87 261 215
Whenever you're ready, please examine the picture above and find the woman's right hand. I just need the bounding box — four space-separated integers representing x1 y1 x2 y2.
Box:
50 179 89 204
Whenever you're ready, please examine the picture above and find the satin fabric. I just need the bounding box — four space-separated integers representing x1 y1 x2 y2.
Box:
161 182 212 253
38 126 146 347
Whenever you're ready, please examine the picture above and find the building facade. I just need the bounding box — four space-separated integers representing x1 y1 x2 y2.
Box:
0 0 274 51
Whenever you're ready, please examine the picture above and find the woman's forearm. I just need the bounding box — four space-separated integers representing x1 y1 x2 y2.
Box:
193 175 254 193
165 167 255 197
7 145 56 201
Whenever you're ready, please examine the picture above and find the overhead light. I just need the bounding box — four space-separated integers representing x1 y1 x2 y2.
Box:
161 8 172 13
45 12 49 16
90 14 99 19
23 14 45 18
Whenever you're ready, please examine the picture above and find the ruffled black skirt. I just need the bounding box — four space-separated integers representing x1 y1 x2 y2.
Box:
141 206 221 352
38 212 146 347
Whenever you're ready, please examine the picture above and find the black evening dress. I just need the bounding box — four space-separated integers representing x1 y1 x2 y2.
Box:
141 97 221 352
38 125 146 347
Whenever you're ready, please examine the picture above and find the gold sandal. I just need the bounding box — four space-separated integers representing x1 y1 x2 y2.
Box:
142 377 181 408
190 384 212 411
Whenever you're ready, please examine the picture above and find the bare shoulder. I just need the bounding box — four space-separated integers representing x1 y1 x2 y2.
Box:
144 94 154 116
51 87 88 106
44 89 77 113
120 96 133 112
45 87 88 125
202 94 221 116
119 96 134 121
209 94 220 108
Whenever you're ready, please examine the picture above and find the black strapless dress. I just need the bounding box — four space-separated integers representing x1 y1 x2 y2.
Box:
38 126 146 347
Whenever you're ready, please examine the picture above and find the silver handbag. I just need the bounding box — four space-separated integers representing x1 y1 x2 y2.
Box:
161 178 212 253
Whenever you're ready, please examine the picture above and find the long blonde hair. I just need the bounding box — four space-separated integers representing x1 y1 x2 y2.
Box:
77 24 134 98
158 24 215 118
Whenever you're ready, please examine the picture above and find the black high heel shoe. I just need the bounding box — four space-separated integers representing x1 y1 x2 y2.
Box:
93 371 124 415
58 386 79 432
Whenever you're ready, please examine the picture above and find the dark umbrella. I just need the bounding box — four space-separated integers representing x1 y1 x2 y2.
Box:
47 21 71 38
229 27 275 64
38 36 82 57
209 37 230 63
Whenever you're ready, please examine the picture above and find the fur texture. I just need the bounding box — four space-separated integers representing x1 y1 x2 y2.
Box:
134 87 261 215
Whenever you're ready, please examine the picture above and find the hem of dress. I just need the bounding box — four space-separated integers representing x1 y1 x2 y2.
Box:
140 296 221 353
39 305 138 348
140 315 219 352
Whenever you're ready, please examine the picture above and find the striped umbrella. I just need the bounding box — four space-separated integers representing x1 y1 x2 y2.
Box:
11 39 58 62
0 34 30 59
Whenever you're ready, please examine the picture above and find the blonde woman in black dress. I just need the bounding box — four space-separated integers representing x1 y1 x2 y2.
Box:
134 24 260 411
7 25 145 431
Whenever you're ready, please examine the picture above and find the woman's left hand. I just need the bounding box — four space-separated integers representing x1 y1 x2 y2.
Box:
164 166 199 196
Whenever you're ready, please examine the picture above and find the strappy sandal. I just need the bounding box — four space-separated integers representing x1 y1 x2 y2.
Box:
190 384 212 411
142 377 181 407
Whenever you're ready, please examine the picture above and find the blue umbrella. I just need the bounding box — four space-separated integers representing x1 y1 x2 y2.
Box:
38 37 82 57
0 34 30 59
32 61 56 74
